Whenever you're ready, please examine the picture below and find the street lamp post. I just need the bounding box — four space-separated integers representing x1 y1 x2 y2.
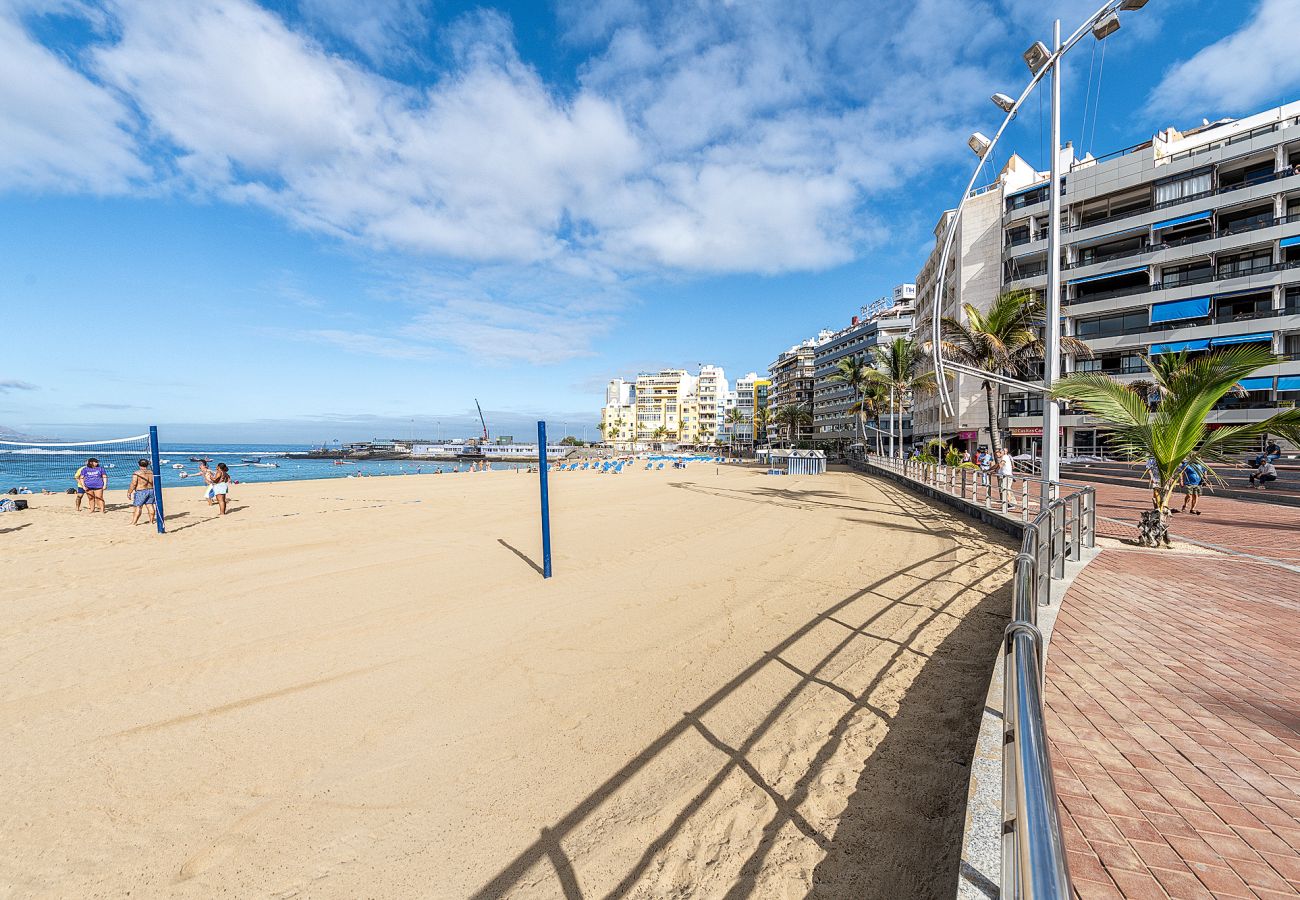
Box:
928 1 1144 501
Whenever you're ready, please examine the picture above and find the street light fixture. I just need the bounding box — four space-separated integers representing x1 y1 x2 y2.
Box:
1022 40 1050 73
1092 12 1121 39
967 132 993 157
1119 0 1149 9
992 92 1017 113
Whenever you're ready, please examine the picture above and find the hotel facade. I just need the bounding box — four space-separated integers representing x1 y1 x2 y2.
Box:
812 285 917 448
1000 101 1300 455
911 101 1300 456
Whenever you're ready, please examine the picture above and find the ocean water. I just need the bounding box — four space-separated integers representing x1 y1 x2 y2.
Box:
0 442 532 495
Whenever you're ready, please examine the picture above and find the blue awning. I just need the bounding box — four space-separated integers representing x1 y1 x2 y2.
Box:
1150 339 1210 354
1279 376 1300 391
1075 224 1148 246
1280 234 1300 248
1067 265 1148 285
1238 377 1275 391
1211 332 1272 347
1150 297 1211 323
1152 210 1212 231
1007 181 1048 199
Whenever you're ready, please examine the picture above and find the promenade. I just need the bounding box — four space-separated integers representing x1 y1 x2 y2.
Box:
1045 485 1300 898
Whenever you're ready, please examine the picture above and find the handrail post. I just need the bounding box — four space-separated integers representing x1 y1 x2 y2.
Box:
1051 496 1066 580
1067 494 1081 561
1022 478 1029 524
1084 488 1096 549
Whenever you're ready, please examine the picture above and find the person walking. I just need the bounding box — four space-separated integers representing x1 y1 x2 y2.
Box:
127 459 156 526
76 457 108 513
197 460 217 505
976 447 992 492
1178 461 1205 515
996 448 1017 509
210 462 232 515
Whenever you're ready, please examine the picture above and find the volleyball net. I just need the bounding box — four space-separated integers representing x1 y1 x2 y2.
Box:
0 427 168 532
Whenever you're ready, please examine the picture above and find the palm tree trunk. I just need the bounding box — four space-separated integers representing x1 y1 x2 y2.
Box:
983 381 1001 457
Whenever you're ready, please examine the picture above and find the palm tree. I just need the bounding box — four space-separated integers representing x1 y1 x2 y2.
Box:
1053 345 1300 541
868 337 937 454
773 403 813 448
939 289 1092 457
828 356 875 447
651 425 669 446
724 407 746 452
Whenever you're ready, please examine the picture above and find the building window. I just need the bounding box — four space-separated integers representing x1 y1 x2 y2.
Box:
1154 169 1212 206
1075 308 1150 338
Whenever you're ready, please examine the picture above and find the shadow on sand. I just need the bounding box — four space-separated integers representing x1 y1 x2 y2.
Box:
470 476 1012 899
498 538 544 576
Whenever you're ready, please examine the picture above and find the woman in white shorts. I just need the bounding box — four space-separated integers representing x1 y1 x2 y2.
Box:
211 462 232 515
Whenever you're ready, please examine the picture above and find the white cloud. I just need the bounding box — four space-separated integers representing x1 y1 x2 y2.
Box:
0 5 144 192
297 0 430 64
1150 0 1300 115
2 0 1068 360
294 329 436 360
0 379 39 392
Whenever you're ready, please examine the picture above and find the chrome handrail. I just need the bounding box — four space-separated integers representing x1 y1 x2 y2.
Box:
859 454 1095 899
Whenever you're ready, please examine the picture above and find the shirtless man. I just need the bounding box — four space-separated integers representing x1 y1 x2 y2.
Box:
127 459 156 526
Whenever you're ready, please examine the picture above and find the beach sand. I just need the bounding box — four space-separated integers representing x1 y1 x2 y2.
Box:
1 465 1013 899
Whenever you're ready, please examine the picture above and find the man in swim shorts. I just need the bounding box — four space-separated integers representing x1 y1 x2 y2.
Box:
128 459 156 526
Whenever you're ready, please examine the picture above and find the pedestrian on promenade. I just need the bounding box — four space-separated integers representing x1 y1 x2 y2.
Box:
1249 458 1278 489
996 448 1017 509
1178 461 1205 515
1143 457 1161 507
977 447 992 491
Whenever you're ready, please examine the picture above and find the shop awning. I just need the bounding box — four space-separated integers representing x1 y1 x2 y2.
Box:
1211 332 1272 347
1279 234 1300 248
1006 181 1048 199
1152 210 1212 231
1278 376 1300 391
1238 377 1275 391
1067 265 1148 285
1150 339 1210 354
1150 297 1211 323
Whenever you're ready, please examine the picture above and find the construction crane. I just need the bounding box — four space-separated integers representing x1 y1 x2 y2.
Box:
475 399 489 444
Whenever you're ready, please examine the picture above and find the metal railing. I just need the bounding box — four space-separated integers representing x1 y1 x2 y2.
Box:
862 455 1097 900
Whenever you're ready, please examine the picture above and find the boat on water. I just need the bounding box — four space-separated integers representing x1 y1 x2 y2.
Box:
241 457 261 464
171 463 185 469
252 462 279 468
188 456 209 463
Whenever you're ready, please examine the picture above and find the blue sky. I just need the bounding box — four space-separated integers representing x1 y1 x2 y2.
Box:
2 0 1299 442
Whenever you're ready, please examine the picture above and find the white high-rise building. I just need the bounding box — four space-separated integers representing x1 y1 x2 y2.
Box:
600 378 637 450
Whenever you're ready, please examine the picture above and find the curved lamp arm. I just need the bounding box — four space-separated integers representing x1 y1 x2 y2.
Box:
929 0 1135 418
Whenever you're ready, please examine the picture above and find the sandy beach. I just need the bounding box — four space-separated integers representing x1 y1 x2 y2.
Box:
1 464 1013 898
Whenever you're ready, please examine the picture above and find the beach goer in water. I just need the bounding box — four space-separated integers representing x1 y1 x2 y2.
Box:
1179 461 1205 515
128 459 156 526
77 457 108 513
211 462 232 515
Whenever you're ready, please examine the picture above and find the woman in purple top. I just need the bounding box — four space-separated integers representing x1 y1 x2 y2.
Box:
77 457 108 513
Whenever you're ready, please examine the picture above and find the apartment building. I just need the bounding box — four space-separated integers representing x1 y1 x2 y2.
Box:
599 378 637 450
811 287 916 448
912 154 1043 451
768 335 829 445
693 365 730 445
999 101 1300 455
732 373 771 448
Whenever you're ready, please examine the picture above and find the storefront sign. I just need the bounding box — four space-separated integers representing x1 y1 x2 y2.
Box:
1010 427 1065 436
958 430 978 440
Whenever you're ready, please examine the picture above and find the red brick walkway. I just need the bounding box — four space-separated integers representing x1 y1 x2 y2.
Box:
1046 550 1300 898
1086 483 1300 564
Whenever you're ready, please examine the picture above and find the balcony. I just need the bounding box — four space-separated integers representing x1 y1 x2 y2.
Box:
1062 168 1298 234
1065 260 1300 307
1062 213 1300 272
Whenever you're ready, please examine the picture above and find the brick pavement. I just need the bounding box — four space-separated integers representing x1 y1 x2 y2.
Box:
1046 549 1300 898
1086 482 1300 563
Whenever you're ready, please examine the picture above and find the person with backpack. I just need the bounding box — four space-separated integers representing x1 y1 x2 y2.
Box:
1178 461 1205 515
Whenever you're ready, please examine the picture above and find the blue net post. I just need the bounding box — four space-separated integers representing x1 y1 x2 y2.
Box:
537 421 552 578
149 425 166 535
